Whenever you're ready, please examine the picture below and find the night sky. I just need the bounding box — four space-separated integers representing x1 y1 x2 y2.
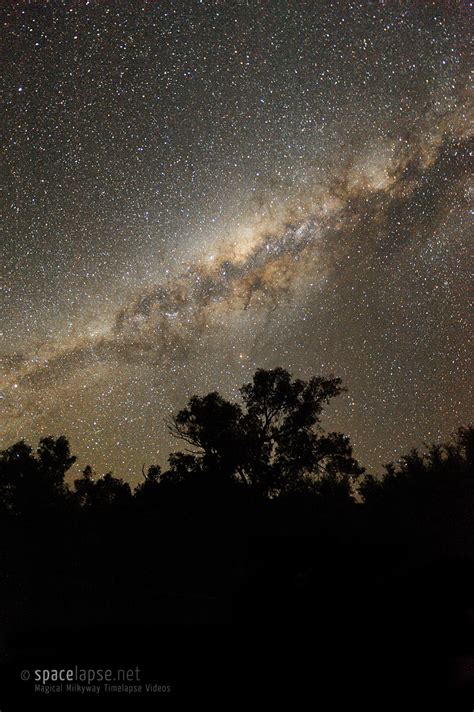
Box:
1 1 472 481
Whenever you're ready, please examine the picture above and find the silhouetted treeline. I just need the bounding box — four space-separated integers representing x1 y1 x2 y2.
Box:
0 369 472 703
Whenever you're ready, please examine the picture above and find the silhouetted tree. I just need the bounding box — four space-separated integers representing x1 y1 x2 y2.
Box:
73 468 131 509
36 435 76 489
0 440 36 514
134 464 162 505
0 435 75 514
73 465 96 506
160 453 202 484
168 367 363 497
167 391 243 480
93 472 131 508
359 426 474 508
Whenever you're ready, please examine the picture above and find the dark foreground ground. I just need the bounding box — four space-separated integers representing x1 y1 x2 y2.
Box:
2 616 473 711
0 500 473 710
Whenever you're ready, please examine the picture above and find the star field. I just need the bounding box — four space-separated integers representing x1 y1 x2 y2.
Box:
1 1 472 481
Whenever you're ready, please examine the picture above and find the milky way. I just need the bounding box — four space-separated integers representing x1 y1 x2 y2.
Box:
1 2 472 480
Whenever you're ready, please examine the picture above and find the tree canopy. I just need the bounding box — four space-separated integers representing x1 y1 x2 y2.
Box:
0 368 471 515
167 367 363 497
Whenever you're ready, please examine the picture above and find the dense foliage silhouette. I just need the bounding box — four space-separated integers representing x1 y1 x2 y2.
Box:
0 368 472 705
